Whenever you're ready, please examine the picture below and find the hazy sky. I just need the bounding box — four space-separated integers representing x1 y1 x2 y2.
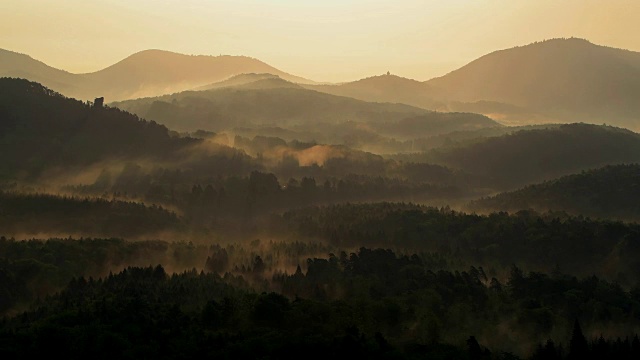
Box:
2 0 640 82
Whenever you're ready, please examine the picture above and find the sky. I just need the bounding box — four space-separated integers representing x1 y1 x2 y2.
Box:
2 0 640 82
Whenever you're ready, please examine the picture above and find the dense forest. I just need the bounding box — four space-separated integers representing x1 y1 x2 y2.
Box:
3 243 640 359
0 191 181 238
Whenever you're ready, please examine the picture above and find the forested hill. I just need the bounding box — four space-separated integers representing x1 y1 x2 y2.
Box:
469 164 640 221
111 84 429 132
0 78 197 180
420 123 640 189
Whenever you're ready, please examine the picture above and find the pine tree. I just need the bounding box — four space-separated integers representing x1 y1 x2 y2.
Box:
568 319 589 360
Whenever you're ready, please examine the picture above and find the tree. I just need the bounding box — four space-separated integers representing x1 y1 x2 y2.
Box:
568 319 589 359
467 336 483 360
252 255 265 274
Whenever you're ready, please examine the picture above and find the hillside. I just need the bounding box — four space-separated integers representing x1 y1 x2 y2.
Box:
0 49 313 101
469 164 640 221
0 78 197 180
194 73 283 91
306 74 439 109
422 123 640 189
426 38 640 128
111 85 430 132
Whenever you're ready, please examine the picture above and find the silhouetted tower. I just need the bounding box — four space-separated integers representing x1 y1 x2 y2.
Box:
94 97 104 108
386 71 390 75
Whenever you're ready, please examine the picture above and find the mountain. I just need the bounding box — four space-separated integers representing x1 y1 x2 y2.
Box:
426 38 640 128
111 82 430 132
0 78 197 180
0 49 313 101
306 74 440 109
469 164 640 221
81 50 312 100
421 123 640 189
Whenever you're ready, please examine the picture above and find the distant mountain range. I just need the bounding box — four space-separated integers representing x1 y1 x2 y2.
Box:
0 49 312 101
3 38 640 128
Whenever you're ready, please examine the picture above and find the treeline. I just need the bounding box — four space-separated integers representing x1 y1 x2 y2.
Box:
0 237 335 315
184 172 465 222
2 248 640 358
274 203 640 285
70 168 471 223
0 191 180 238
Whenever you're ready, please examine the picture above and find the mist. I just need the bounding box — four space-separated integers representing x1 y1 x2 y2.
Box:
3 8 640 358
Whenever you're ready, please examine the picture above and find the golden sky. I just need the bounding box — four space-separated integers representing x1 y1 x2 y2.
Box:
2 0 639 82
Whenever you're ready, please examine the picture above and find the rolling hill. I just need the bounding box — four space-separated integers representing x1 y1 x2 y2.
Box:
469 164 640 221
111 82 431 132
194 73 283 91
306 74 440 110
